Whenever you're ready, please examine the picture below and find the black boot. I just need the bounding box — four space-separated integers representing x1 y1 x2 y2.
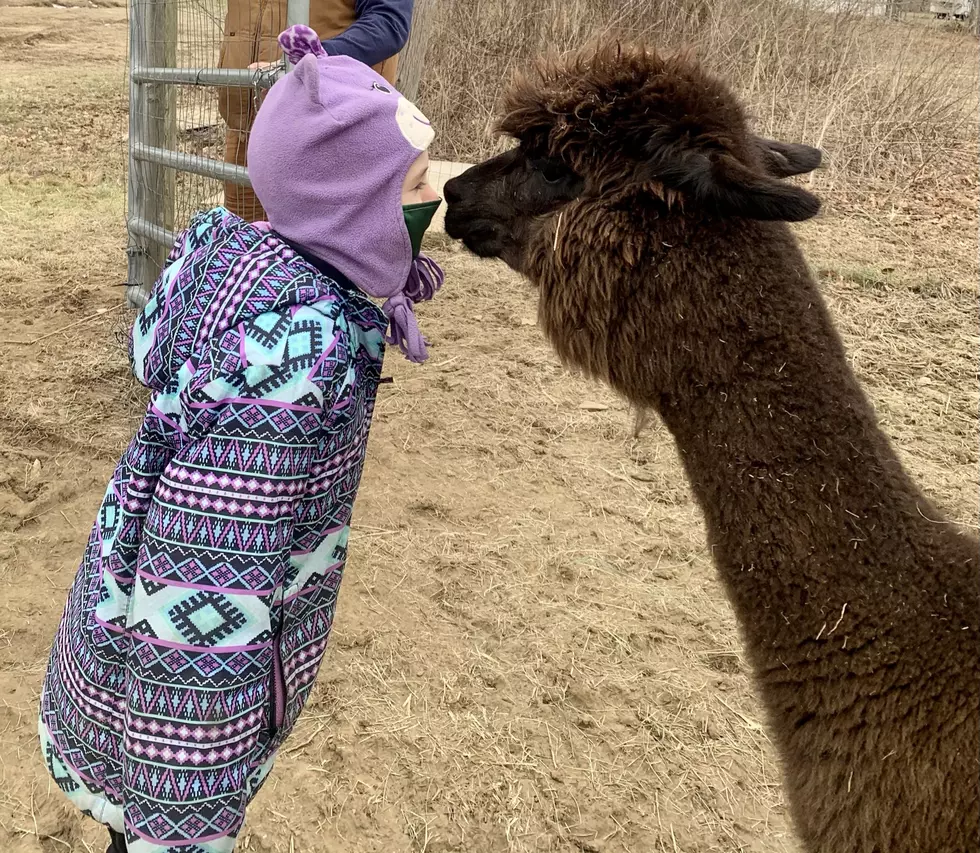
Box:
106 827 127 853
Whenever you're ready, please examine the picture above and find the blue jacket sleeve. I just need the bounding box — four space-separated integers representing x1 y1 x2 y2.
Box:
118 310 345 852
320 0 412 68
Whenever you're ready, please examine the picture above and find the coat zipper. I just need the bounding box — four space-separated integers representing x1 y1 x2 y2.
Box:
270 635 286 735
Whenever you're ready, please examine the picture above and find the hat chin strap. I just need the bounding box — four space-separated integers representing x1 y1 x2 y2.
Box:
405 252 444 301
383 291 427 363
382 253 445 364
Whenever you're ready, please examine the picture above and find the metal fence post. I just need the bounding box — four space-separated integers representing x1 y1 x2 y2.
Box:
286 0 311 35
126 0 150 309
126 0 177 310
285 0 311 71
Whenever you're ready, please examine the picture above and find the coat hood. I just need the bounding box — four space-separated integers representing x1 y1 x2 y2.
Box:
130 209 367 394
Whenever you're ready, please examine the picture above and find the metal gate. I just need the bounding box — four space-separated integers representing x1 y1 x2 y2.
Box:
125 0 309 310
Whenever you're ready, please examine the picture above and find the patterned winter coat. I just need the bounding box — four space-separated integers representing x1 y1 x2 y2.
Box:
39 207 387 853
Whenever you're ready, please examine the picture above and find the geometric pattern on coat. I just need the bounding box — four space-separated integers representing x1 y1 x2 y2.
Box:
39 207 387 853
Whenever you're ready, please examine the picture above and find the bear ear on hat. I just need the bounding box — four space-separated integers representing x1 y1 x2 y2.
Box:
279 24 327 65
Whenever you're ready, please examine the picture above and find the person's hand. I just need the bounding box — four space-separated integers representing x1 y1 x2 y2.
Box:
247 61 277 71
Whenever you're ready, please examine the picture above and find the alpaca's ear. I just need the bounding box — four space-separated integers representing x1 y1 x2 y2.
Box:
641 142 821 222
755 137 823 178
701 154 822 221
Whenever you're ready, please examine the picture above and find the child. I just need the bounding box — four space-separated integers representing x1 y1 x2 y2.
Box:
38 25 444 853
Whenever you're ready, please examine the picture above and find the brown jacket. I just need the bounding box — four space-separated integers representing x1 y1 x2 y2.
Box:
218 0 399 127
217 0 401 219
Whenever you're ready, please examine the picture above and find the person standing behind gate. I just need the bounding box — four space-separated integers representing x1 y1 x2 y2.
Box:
219 0 414 221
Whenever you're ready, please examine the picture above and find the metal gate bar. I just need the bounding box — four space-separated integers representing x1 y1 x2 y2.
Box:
132 67 280 87
133 144 252 185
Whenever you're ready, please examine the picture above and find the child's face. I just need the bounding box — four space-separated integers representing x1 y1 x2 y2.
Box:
402 152 439 206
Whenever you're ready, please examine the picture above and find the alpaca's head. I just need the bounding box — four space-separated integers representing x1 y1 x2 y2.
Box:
444 40 822 272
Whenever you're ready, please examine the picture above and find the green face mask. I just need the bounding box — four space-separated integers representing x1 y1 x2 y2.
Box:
403 198 442 258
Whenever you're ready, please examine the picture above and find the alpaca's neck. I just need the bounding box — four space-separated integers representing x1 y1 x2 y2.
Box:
648 266 934 656
536 210 970 671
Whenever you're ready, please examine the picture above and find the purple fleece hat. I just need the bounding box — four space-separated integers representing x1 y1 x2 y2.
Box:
247 25 444 363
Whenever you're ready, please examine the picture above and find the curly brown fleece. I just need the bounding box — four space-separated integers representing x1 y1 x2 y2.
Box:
444 40 980 853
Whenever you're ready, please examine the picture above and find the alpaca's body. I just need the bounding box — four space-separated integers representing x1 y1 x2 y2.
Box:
444 42 979 852
537 204 979 851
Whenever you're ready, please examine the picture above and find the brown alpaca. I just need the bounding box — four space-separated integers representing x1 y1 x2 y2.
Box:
443 41 980 853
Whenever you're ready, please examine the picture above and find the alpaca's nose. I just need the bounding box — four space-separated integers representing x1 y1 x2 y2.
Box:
443 177 462 205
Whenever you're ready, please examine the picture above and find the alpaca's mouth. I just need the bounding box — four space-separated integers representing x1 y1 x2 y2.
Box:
444 214 505 259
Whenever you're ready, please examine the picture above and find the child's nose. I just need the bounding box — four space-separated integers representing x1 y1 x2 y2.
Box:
422 184 440 202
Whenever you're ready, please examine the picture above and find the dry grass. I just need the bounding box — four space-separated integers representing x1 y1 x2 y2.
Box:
122 0 979 274
0 3 977 853
108 0 980 245
420 0 979 206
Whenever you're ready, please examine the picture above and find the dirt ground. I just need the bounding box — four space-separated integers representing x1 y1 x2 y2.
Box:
0 4 977 853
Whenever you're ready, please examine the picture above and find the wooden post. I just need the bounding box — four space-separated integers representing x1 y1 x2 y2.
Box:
396 0 434 103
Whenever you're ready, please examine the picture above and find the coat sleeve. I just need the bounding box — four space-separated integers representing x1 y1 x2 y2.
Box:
119 313 346 852
320 0 412 68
